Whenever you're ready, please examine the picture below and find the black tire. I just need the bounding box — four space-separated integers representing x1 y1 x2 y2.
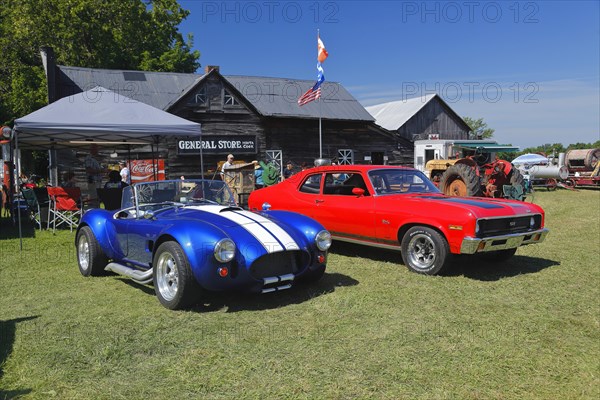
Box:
76 226 108 277
479 248 517 262
439 164 482 197
297 265 326 284
400 226 450 275
152 241 202 310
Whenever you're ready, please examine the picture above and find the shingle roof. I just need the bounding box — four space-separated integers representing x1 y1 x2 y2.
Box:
56 66 373 122
365 94 438 131
56 66 200 110
223 76 374 121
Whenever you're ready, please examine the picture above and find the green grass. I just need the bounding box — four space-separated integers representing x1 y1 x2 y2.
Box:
1 189 599 399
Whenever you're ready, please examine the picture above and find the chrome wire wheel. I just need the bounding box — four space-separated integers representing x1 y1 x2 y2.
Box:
407 233 436 270
156 251 179 302
78 234 90 272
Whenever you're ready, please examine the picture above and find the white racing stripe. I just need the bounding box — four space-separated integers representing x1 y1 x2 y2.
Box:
233 210 301 251
188 206 300 253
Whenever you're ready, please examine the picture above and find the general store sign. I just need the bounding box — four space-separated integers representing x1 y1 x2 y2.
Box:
177 136 257 155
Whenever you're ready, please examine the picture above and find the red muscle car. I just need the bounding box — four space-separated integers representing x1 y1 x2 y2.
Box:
248 166 549 275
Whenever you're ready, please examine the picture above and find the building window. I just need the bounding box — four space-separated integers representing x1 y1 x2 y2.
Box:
337 149 354 165
193 87 207 105
224 89 239 106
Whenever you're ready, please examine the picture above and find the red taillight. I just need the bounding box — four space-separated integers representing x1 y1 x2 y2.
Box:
217 267 229 277
317 254 326 264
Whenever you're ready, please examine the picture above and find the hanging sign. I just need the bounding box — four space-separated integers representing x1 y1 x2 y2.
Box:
177 136 257 155
130 159 165 182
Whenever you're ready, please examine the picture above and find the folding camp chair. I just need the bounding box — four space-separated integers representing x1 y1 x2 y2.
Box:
47 187 83 232
21 188 49 230
96 187 123 211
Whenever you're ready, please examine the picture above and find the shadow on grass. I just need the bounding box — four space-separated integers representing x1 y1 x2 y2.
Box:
0 218 36 240
328 241 560 281
0 389 33 399
0 316 37 399
117 272 359 313
195 272 359 313
329 241 400 263
445 255 560 281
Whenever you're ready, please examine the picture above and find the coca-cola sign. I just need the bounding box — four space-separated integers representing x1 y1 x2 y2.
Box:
177 135 257 155
130 159 165 182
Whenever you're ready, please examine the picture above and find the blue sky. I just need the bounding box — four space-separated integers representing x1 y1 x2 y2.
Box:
178 0 599 149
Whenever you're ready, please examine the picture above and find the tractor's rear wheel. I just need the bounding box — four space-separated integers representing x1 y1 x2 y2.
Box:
439 164 482 197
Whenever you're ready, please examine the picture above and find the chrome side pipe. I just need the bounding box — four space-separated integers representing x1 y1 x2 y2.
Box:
105 262 153 285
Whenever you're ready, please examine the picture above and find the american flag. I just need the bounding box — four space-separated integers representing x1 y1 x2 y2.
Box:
298 84 322 106
298 34 328 107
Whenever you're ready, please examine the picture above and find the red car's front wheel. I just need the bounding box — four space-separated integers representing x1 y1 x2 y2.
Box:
400 226 450 275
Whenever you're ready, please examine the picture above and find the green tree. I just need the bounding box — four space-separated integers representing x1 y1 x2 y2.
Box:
0 0 200 125
463 116 495 139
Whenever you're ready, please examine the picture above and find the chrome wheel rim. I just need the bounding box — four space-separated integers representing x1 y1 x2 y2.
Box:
78 235 90 271
156 252 179 301
407 234 436 270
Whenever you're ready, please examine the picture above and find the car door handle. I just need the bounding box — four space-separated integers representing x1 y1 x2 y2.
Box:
315 199 324 204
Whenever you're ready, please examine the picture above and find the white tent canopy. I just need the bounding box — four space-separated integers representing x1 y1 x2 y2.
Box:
512 153 549 166
10 86 203 250
14 86 200 148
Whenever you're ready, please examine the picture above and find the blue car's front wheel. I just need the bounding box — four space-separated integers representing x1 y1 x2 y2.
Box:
76 226 108 277
153 241 202 310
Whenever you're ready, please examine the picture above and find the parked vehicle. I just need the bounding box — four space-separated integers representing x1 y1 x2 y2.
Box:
75 179 331 309
248 166 548 275
414 139 525 200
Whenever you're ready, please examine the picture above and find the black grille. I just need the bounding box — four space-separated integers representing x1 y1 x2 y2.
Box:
249 250 308 279
477 215 542 238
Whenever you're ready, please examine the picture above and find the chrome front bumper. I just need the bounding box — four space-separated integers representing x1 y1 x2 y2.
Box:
460 228 549 254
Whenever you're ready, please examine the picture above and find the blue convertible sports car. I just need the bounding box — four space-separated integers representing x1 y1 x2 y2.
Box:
75 179 332 309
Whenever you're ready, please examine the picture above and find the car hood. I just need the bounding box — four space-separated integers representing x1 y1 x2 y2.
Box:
388 194 542 218
158 205 302 253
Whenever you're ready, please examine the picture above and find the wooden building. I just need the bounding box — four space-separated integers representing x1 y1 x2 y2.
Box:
365 94 471 165
366 94 470 141
42 50 414 179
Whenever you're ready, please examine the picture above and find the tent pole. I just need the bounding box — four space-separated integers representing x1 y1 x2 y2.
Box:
199 132 204 179
15 130 22 251
151 142 156 181
152 136 159 181
127 145 131 184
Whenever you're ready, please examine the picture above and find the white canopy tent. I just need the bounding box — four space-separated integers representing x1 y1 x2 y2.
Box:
14 86 201 147
10 86 202 248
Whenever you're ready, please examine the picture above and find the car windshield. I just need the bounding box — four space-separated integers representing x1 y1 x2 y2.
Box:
367 169 440 195
121 180 237 209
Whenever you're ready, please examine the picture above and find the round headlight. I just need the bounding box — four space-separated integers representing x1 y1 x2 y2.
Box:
214 239 236 263
315 230 332 251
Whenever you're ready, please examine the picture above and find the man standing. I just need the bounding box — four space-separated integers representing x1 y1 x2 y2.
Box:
220 154 235 181
283 161 295 180
119 161 131 185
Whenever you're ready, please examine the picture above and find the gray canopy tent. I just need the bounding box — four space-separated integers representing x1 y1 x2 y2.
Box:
11 86 202 248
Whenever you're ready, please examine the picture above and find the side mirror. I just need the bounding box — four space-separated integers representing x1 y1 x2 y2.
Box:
143 210 155 220
352 188 365 197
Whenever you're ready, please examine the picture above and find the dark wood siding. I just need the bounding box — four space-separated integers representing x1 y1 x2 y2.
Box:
166 75 266 178
263 118 405 166
396 97 469 141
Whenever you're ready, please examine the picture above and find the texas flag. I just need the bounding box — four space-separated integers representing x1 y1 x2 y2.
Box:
318 35 329 63
298 35 329 107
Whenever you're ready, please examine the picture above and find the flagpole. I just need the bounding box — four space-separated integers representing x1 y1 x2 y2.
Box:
319 99 322 159
317 29 322 159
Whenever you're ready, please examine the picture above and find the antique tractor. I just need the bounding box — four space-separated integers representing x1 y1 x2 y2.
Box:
427 147 525 201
